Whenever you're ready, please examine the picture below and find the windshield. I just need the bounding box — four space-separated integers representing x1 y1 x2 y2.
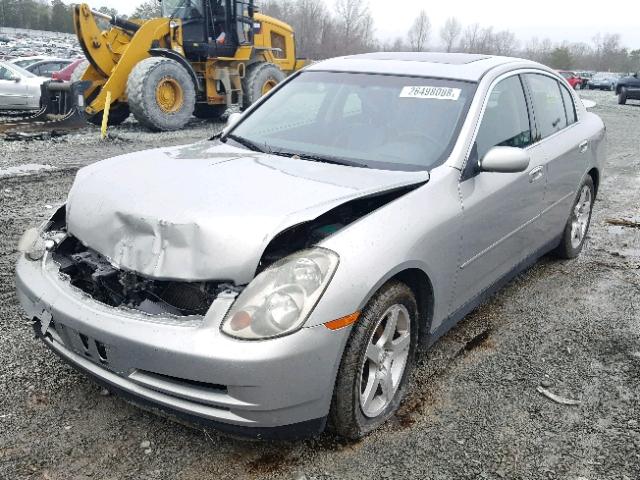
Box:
228 71 476 171
161 0 204 19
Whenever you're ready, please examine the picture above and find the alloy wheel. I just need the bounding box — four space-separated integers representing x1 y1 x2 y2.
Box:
358 304 411 418
570 185 592 249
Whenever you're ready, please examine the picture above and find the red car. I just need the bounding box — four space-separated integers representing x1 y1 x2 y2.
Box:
51 58 84 82
557 70 582 90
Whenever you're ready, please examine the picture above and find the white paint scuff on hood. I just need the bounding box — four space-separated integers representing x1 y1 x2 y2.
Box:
66 141 428 283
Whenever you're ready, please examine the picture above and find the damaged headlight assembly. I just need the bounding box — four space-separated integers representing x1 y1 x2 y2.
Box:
17 225 61 261
221 248 339 340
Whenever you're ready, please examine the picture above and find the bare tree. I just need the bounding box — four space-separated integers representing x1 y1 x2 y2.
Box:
493 30 518 56
407 9 430 52
459 23 481 53
335 0 375 54
440 16 461 52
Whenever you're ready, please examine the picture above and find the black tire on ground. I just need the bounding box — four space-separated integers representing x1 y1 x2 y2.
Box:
329 280 418 439
86 103 131 126
126 57 196 131
554 175 595 259
193 104 227 120
70 60 130 126
618 87 627 105
242 62 285 109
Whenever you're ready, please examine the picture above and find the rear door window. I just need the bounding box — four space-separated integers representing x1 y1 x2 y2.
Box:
559 85 577 125
526 73 568 139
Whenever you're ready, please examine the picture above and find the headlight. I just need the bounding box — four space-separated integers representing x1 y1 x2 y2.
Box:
17 227 49 261
221 248 339 340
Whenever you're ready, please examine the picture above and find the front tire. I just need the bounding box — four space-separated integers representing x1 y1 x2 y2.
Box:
329 281 418 439
618 87 628 105
127 57 196 131
555 176 595 259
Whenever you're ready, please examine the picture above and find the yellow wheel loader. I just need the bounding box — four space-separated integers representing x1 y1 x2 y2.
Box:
65 0 306 131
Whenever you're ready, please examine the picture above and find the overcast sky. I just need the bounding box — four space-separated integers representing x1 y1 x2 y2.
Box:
85 0 640 48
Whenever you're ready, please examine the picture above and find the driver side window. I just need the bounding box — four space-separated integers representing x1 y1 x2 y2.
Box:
475 75 533 160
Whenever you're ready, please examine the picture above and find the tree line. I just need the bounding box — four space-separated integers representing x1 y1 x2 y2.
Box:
0 0 160 33
2 0 638 72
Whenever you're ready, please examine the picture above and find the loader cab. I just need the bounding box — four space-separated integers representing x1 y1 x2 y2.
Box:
161 0 255 59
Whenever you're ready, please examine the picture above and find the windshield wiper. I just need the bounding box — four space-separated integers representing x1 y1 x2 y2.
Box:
271 150 368 168
224 134 266 153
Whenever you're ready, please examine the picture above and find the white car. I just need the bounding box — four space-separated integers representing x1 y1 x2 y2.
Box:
0 61 47 110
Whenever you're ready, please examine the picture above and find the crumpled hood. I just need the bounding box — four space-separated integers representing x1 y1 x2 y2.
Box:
66 141 428 283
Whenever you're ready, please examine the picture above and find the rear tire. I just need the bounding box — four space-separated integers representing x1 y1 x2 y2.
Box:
127 57 196 131
554 176 595 259
242 62 285 109
618 87 627 105
193 104 227 120
329 281 418 439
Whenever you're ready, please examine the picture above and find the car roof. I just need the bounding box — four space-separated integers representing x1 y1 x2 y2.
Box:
307 52 542 82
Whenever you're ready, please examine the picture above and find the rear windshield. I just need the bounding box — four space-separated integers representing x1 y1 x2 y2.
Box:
228 71 476 171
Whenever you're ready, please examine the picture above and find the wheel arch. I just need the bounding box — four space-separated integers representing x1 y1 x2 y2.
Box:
149 48 202 92
358 263 435 349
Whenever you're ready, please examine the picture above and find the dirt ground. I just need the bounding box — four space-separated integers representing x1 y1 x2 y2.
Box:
0 89 638 480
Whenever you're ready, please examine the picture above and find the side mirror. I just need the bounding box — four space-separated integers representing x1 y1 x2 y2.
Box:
226 112 242 128
479 146 530 173
11 75 20 83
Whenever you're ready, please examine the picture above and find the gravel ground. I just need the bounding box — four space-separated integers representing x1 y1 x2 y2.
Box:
0 89 639 480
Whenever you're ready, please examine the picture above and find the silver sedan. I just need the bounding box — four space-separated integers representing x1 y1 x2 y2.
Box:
16 53 605 439
0 61 47 110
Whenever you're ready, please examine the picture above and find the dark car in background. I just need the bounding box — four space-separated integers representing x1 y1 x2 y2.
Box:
25 58 74 78
616 73 640 105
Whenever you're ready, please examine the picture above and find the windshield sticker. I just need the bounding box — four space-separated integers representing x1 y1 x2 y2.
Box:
400 86 461 100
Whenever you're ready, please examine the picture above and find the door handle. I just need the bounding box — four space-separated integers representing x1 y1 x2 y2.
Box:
578 140 589 153
528 165 544 183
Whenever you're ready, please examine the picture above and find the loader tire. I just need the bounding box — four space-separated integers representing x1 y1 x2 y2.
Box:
72 60 130 126
127 57 196 131
242 62 285 109
193 104 227 120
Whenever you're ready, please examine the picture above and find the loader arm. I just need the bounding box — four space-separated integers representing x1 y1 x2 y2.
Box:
73 3 178 115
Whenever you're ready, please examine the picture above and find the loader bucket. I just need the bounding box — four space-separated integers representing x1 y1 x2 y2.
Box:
0 81 91 139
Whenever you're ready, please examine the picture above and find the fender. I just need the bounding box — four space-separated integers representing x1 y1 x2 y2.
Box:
149 48 202 92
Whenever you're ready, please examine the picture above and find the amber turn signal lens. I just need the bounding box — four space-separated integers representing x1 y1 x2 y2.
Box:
323 311 360 330
230 311 252 331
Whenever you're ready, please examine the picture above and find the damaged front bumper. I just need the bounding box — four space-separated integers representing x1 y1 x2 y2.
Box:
15 253 350 439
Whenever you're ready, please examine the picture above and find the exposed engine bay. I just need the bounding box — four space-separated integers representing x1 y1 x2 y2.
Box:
51 235 239 317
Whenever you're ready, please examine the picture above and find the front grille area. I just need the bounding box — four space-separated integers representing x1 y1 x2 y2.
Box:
51 235 239 317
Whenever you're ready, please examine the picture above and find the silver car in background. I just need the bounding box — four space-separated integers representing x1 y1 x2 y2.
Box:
0 61 46 110
16 53 605 439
